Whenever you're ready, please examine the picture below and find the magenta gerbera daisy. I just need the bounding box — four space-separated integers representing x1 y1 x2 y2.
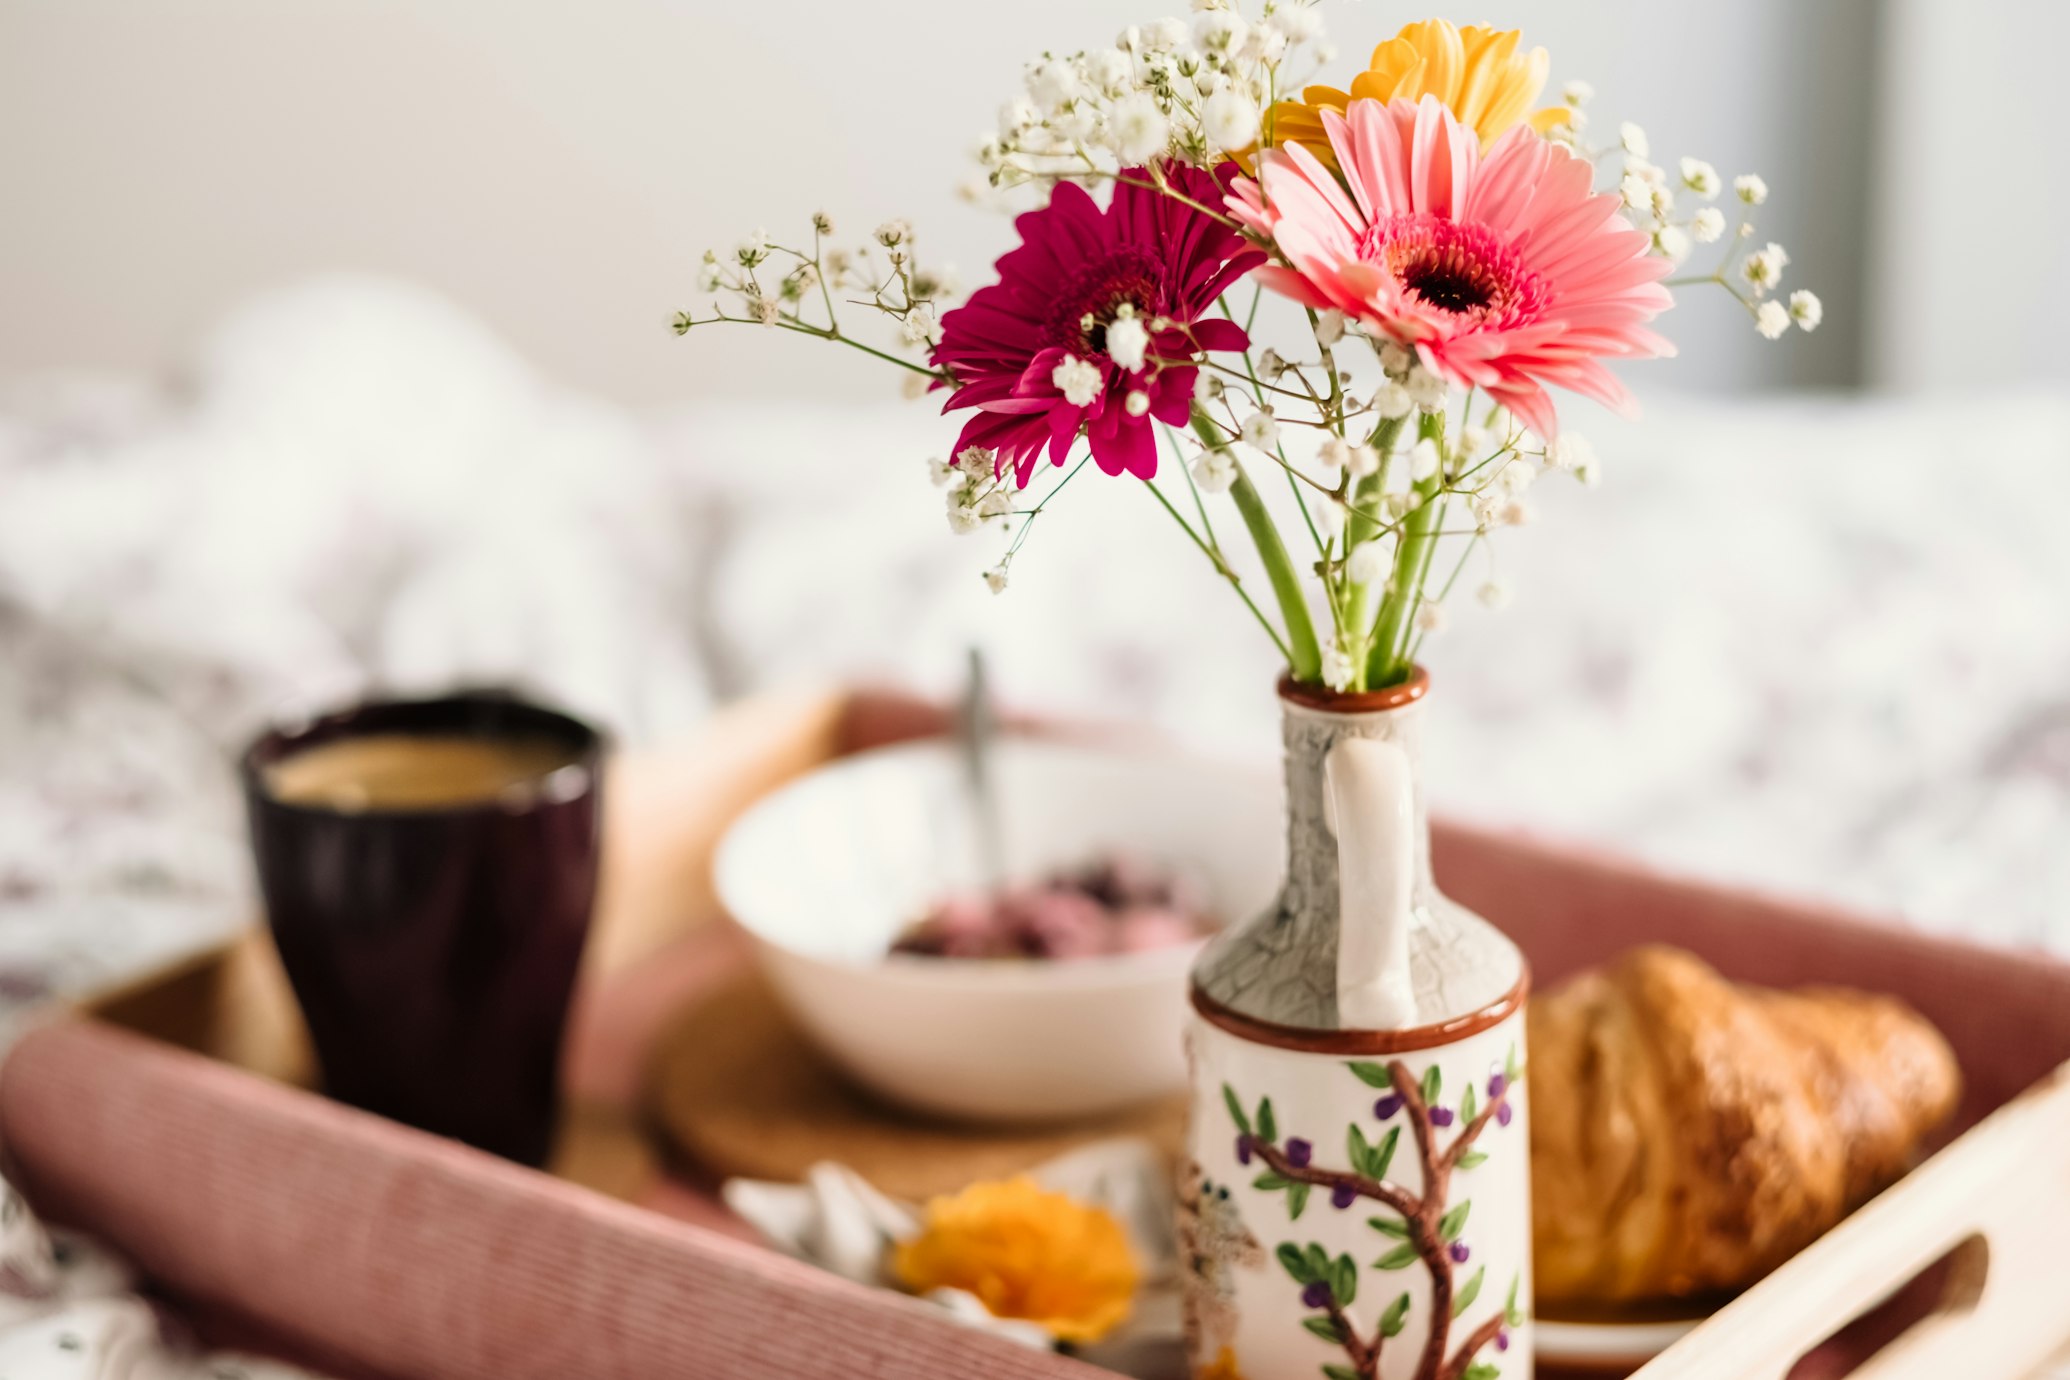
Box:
1229 95 1674 438
932 164 1266 486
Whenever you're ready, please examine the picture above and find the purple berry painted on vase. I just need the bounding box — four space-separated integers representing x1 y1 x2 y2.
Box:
1488 1071 1508 1098
1374 1093 1403 1120
1497 1102 1514 1127
1496 1331 1510 1353
1331 1182 1357 1209
1286 1137 1313 1167
1449 1241 1470 1264
1236 1134 1254 1165
1302 1281 1332 1309
1430 1105 1456 1128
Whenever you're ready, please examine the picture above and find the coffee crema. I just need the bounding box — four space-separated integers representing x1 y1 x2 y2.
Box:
261 733 584 812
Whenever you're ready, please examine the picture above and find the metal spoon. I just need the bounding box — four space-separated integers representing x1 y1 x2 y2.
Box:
957 647 1008 896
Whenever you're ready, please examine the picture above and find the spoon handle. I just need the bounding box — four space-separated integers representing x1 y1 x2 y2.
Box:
958 647 1007 895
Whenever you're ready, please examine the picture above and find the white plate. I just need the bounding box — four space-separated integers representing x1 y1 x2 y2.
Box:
1535 1311 1710 1371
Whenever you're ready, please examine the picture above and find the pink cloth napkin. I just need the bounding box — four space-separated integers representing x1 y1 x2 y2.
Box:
0 1020 1104 1380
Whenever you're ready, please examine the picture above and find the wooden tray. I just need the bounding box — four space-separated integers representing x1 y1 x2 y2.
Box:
79 685 2070 1380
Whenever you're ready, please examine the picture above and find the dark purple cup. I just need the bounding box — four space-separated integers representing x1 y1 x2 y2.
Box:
242 692 603 1166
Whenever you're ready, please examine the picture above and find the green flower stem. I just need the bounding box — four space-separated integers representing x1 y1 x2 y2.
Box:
1193 409 1322 683
1367 412 1448 687
1340 416 1412 686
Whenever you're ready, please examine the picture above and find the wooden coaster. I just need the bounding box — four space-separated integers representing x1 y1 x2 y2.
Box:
646 970 1187 1201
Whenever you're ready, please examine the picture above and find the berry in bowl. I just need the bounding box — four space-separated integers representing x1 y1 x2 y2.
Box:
713 736 1276 1123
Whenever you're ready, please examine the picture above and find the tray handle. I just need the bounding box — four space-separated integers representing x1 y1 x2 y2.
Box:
1630 1061 2070 1380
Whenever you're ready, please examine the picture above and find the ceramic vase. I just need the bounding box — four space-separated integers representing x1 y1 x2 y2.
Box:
1181 671 1531 1380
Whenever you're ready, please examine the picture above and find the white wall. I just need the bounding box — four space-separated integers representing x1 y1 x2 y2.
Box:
1 0 1878 405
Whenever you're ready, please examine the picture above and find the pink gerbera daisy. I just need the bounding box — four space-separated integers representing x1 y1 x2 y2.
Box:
1229 95 1673 437
933 164 1265 486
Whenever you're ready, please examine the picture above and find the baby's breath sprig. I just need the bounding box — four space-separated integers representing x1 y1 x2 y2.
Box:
673 212 957 382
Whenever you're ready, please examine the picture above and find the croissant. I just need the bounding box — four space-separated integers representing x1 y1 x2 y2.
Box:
1528 945 1961 1306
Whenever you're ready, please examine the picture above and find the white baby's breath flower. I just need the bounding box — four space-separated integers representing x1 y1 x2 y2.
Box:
1458 425 1490 461
1691 207 1727 243
1319 434 1353 472
998 97 1038 139
1574 453 1603 487
1320 640 1356 691
1544 433 1593 472
1788 290 1823 332
1345 442 1381 478
1754 299 1791 339
1377 341 1414 377
1192 446 1238 494
1193 9 1248 54
1409 437 1441 482
957 445 995 477
1678 158 1721 199
1124 390 1152 417
1201 90 1261 152
751 294 781 326
736 228 771 267
1086 48 1133 95
1562 79 1594 106
874 219 912 249
1268 3 1324 42
697 260 724 293
1347 540 1390 586
1415 600 1447 634
1619 122 1649 158
1649 185 1676 220
1195 371 1225 404
1110 93 1170 163
1239 408 1279 452
1314 308 1347 347
928 456 956 487
1742 242 1788 291
1026 59 1081 114
978 488 1013 518
1653 226 1690 261
1148 16 1190 51
1495 458 1537 495
1734 173 1769 205
1105 315 1151 373
1477 577 1513 610
1373 380 1414 420
983 566 1010 594
1619 173 1653 215
1053 354 1102 406
1405 367 1448 413
946 495 982 534
1499 499 1536 527
901 306 943 348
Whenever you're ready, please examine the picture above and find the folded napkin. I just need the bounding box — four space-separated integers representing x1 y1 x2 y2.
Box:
0 1179 322 1380
723 1138 1187 1380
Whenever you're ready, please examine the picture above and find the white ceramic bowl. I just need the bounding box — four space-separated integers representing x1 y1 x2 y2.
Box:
714 736 1279 1122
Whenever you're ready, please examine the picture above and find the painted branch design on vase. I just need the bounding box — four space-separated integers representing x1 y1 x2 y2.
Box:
1222 1050 1525 1380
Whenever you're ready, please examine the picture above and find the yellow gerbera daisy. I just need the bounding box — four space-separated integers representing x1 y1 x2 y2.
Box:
892 1177 1139 1344
1262 19 1568 171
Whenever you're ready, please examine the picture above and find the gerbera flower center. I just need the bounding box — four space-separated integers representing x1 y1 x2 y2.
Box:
1043 248 1167 356
1365 215 1545 328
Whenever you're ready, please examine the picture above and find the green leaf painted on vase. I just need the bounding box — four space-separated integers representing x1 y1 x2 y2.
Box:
1457 1149 1489 1170
1505 1043 1522 1081
1379 1291 1412 1338
1461 1085 1479 1124
1504 1273 1526 1327
1439 1200 1472 1242
1347 1061 1393 1088
1323 1366 1361 1380
1421 1064 1442 1106
1254 1173 1292 1191
1465 1363 1501 1380
1303 1316 1345 1342
1257 1097 1278 1144
1330 1253 1358 1307
1372 1125 1400 1178
1304 1243 1331 1281
1277 1243 1312 1284
1453 1265 1486 1318
1223 1084 1251 1136
1287 1182 1311 1220
1367 1216 1409 1238
1373 1243 1419 1270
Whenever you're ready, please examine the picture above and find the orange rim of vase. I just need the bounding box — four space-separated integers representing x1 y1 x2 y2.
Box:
1276 666 1430 715
1190 968 1530 1055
